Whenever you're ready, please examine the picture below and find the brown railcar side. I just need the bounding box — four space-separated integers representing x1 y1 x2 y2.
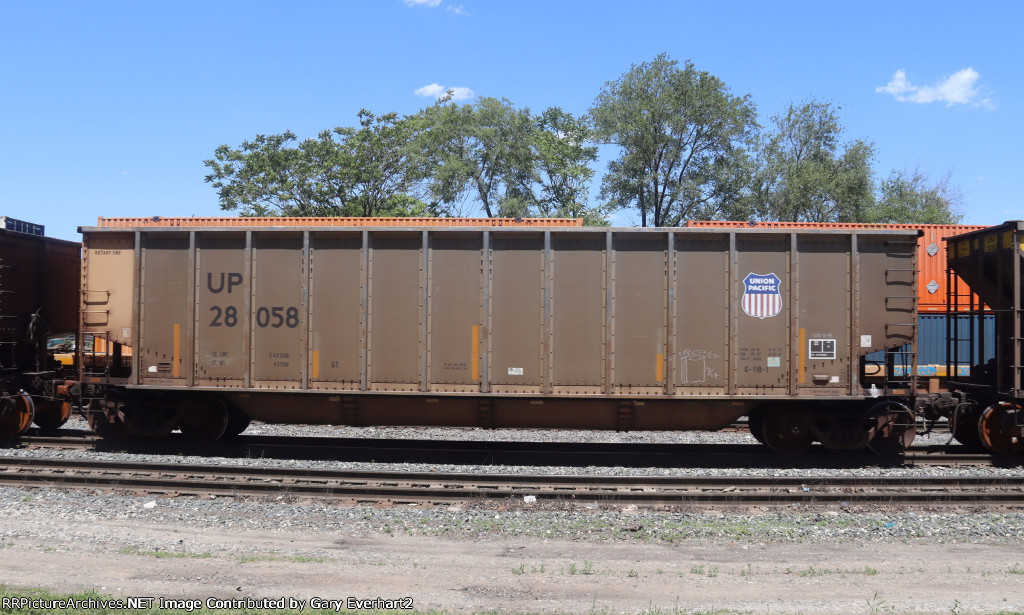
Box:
80 223 922 451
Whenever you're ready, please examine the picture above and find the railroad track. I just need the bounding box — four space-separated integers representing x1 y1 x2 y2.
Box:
13 430 1014 469
1 456 1023 506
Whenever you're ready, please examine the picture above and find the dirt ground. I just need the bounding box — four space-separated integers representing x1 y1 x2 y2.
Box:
2 510 1024 615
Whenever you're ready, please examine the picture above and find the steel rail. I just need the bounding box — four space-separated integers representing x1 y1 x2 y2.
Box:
14 432 1010 468
1 457 1022 506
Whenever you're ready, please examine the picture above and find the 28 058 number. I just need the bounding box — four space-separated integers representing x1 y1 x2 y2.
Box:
209 305 299 328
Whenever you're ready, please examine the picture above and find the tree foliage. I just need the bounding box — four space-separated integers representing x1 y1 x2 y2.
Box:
533 107 605 222
748 99 962 225
868 168 964 224
415 97 535 218
204 54 965 228
204 110 427 217
415 97 604 221
751 100 875 222
590 54 758 227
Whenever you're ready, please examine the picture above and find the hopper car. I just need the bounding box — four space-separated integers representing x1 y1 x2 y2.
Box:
3 216 1023 456
76 217 924 453
943 221 1024 454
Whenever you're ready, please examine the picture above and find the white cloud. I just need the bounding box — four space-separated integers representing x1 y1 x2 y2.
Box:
876 68 994 109
414 83 475 101
403 0 441 6
447 4 469 15
414 83 446 98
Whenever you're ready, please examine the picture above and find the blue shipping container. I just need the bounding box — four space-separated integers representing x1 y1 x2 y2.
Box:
865 314 995 377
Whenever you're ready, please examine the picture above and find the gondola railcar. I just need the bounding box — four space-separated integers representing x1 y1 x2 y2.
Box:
78 217 924 453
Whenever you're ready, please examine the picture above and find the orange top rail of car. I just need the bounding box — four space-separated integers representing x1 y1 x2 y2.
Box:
96 216 585 228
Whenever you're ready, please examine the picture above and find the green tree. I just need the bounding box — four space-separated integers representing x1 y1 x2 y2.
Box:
590 54 758 227
204 110 428 217
868 168 964 224
532 107 606 223
416 96 536 218
751 99 875 222
415 97 603 222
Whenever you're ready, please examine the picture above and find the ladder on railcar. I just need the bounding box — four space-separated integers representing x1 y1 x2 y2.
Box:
946 266 988 385
0 256 14 372
882 239 918 394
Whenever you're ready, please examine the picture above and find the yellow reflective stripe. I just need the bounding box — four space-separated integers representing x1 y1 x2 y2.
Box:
798 328 806 384
471 325 480 381
172 324 180 378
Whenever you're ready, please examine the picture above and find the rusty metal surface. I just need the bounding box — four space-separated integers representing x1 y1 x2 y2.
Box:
81 225 922 428
95 217 584 228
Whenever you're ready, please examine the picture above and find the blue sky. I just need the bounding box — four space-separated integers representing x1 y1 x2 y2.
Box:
2 0 1019 241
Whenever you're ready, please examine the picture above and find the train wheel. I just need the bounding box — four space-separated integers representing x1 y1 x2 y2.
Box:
33 398 72 431
0 393 34 437
178 396 229 443
978 402 1024 455
867 402 916 454
747 410 767 445
223 404 251 438
951 405 983 449
761 407 813 454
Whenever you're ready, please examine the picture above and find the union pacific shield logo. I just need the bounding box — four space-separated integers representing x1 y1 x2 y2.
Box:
742 273 782 319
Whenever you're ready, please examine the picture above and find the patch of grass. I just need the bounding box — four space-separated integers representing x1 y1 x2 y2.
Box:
509 562 547 576
799 565 830 577
687 563 718 577
786 564 877 577
1007 563 1024 575
117 547 211 559
237 554 330 564
568 560 595 575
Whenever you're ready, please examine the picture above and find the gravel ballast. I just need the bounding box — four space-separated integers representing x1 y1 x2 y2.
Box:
3 416 1023 544
4 417 1024 614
